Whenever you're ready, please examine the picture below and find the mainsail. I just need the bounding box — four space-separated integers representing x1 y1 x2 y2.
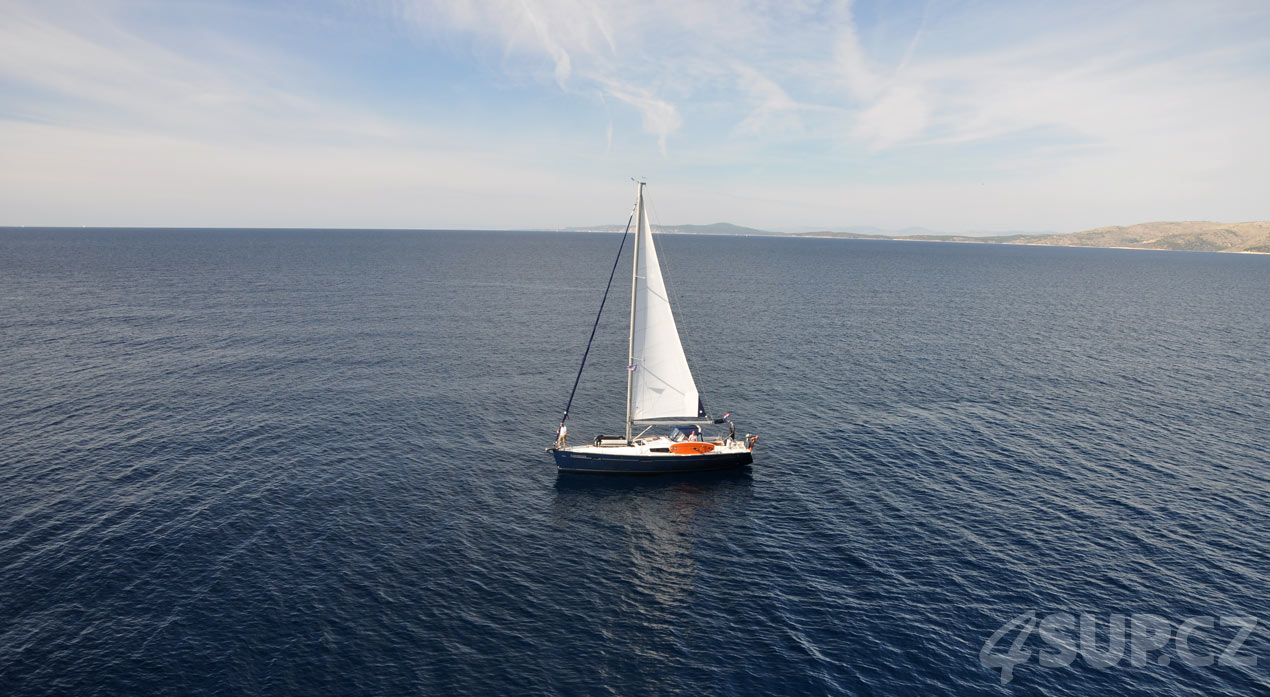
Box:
628 184 704 423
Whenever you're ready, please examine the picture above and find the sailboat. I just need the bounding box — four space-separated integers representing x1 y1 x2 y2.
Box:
549 182 757 474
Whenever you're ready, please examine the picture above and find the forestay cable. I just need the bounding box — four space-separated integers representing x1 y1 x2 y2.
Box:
556 212 635 443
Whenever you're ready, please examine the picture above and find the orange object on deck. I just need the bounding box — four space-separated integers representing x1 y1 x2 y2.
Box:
669 442 715 454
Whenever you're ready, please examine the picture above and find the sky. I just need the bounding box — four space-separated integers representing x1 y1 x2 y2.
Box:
2 0 1268 233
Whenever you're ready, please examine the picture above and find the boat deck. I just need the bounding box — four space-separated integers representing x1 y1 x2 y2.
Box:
552 436 754 474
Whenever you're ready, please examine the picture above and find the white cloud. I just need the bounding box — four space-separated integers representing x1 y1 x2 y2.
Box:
0 1 403 147
597 79 681 155
385 0 842 151
731 64 809 138
386 0 692 149
1 0 1267 230
833 15 883 101
849 85 928 150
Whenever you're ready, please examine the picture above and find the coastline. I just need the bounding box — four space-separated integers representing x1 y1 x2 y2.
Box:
703 232 1270 255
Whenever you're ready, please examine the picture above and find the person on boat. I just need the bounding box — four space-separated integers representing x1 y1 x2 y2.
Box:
677 425 699 442
555 424 567 448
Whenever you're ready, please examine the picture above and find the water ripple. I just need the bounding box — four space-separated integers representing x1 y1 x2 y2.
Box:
0 230 1266 695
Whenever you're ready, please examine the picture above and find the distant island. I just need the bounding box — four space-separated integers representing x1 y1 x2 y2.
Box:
570 222 776 236
571 221 1270 253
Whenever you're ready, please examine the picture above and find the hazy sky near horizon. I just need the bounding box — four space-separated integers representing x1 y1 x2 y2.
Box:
2 0 1268 233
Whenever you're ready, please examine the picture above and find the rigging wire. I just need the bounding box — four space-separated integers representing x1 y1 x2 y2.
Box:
556 206 636 442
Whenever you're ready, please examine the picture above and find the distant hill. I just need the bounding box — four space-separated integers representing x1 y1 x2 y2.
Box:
660 222 776 235
570 220 1270 253
568 222 776 235
794 230 1041 243
801 221 1270 252
790 225 941 237
1006 221 1270 253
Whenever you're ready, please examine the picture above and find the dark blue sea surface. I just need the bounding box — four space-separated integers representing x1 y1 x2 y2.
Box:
1 228 1267 696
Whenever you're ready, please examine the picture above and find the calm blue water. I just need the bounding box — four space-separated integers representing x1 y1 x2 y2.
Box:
1 229 1266 696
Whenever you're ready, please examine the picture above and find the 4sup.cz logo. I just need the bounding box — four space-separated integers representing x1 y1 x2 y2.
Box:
980 611 1260 684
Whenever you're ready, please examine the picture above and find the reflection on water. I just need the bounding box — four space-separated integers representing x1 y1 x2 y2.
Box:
552 466 755 496
550 469 756 667
550 468 756 539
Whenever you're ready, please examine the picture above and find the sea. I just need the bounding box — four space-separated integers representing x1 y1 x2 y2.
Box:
1 228 1266 696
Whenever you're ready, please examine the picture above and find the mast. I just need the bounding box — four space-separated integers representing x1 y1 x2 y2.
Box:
625 181 643 444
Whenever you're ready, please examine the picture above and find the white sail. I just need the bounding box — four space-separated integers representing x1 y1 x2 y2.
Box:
629 185 703 422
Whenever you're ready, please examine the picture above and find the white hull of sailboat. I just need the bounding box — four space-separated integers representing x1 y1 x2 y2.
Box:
551 437 754 475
